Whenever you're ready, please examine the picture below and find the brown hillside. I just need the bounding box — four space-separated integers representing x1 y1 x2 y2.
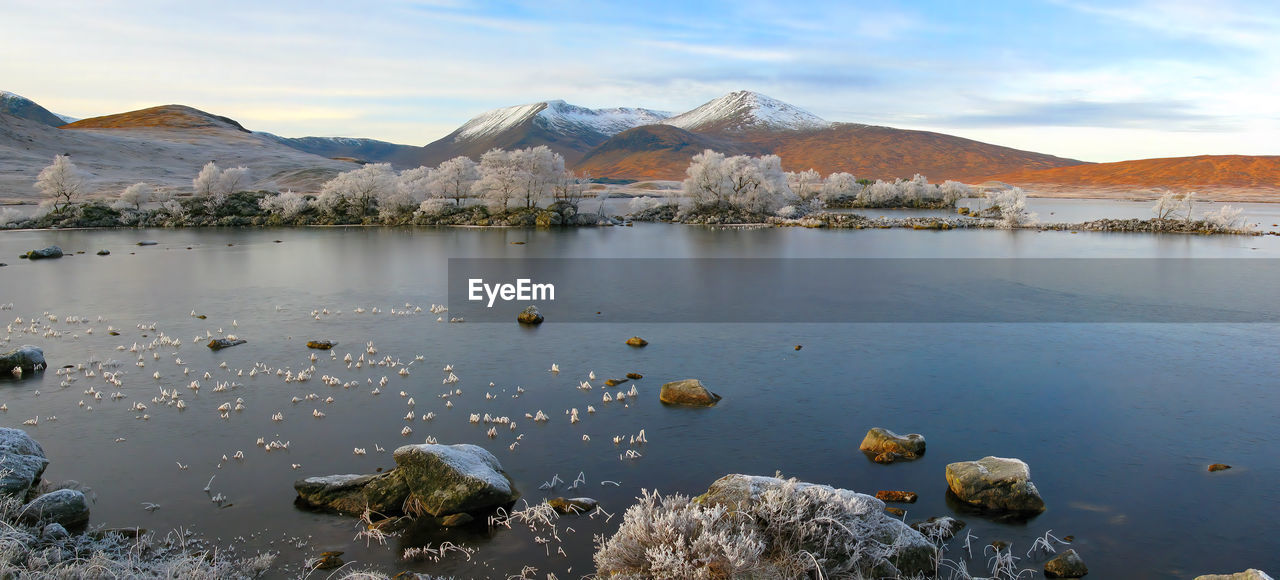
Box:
755 124 1084 182
985 155 1280 190
63 105 250 132
574 122 1084 182
573 125 767 180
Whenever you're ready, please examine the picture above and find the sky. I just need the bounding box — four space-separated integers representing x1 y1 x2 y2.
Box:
4 0 1279 163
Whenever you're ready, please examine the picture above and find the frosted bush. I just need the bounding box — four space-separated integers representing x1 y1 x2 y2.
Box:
628 196 662 214
985 187 1035 226
416 197 451 216
1205 204 1247 231
259 190 309 219
0 208 21 226
162 199 186 219
775 205 802 219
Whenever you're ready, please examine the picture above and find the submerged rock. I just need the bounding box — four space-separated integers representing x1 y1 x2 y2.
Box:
625 336 648 347
1044 549 1089 578
910 516 966 541
945 456 1046 514
19 488 90 530
96 249 109 256
294 473 386 514
548 497 598 514
659 378 721 406
0 345 46 374
0 428 49 500
25 246 63 260
136 240 158 246
875 490 918 503
859 427 925 461
306 340 336 350
516 305 544 325
206 338 246 350
1208 463 1232 472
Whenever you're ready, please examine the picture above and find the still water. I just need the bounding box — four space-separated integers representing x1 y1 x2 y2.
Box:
1 223 1278 578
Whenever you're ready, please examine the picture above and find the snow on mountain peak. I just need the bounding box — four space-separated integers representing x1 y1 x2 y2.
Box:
454 100 670 142
664 90 830 132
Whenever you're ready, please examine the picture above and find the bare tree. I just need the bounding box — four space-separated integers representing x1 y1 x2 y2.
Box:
35 154 85 214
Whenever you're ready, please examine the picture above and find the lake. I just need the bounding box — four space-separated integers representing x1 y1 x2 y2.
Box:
1 218 1278 578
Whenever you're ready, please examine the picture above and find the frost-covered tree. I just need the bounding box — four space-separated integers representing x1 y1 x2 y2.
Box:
378 166 430 219
35 154 85 214
317 163 396 219
193 161 221 198
1204 204 1246 231
940 180 971 205
1153 190 1196 222
820 172 859 203
553 169 591 209
193 162 249 212
787 169 822 201
683 150 732 207
258 190 309 219
681 150 794 213
510 145 563 208
426 156 479 206
986 187 1034 226
114 182 152 210
475 149 522 212
216 166 250 196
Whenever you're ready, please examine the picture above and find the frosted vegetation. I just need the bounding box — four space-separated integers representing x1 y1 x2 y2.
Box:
2 153 1254 234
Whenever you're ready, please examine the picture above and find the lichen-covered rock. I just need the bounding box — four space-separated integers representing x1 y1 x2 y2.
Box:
25 246 63 260
516 305 543 325
1195 570 1275 580
696 474 934 577
875 490 918 503
1 346 46 374
206 338 246 350
945 456 1046 513
306 340 335 350
859 427 925 460
0 428 49 500
1044 549 1089 578
659 378 721 406
625 336 648 347
1208 463 1232 472
392 443 517 516
19 489 90 530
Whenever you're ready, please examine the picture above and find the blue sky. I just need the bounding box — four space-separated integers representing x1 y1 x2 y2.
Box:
4 0 1278 162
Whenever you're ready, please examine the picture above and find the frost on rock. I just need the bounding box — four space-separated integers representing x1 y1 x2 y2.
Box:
596 473 933 578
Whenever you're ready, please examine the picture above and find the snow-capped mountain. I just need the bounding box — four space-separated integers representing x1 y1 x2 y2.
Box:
420 100 671 166
455 100 670 141
663 90 831 133
0 90 69 127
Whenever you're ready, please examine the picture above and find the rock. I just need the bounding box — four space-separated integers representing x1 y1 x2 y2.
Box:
696 474 934 577
885 506 905 517
548 497 598 514
795 345 802 350
875 490 918 503
96 249 109 256
296 444 517 518
392 443 518 516
1044 549 1089 578
0 345 47 374
873 451 904 464
910 516 966 541
0 428 49 500
945 456 1046 514
625 336 648 347
306 340 336 350
659 379 722 406
626 373 643 380
439 512 474 527
206 338 246 350
604 378 627 386
136 240 158 246
25 246 63 260
313 551 344 570
1195 570 1275 580
19 489 90 530
1208 463 1232 472
294 473 386 514
859 427 925 460
41 523 69 540
516 305 543 325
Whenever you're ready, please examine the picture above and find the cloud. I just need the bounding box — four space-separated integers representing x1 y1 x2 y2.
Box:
638 40 795 63
1052 0 1280 52
932 99 1236 131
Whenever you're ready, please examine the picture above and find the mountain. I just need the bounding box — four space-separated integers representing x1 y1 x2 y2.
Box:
983 155 1280 198
419 100 670 167
0 91 67 127
258 133 425 168
1 104 357 201
662 90 830 133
